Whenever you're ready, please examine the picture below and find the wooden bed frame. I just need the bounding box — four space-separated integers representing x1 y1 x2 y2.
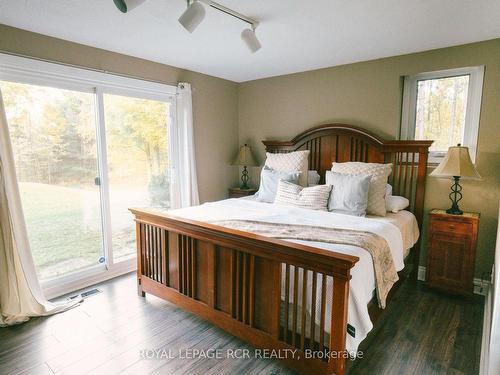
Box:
129 124 432 375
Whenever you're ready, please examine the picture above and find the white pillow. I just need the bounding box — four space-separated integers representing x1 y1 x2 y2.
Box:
385 183 393 198
307 170 321 186
325 171 371 216
274 179 331 211
385 183 410 212
265 150 310 187
386 196 410 213
331 162 392 216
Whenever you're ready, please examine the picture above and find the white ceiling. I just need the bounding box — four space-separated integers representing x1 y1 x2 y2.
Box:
1 0 500 82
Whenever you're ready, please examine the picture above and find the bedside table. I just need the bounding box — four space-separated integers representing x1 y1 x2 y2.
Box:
228 187 258 198
426 209 480 295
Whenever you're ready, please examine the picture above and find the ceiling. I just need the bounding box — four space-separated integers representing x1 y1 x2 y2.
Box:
1 0 500 82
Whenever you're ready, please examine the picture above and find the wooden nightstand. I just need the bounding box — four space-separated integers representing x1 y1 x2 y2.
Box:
228 187 258 198
426 209 480 295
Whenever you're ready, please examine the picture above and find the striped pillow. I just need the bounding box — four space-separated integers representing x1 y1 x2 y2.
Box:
274 180 332 211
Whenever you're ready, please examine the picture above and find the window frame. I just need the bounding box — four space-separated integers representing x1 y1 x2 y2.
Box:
400 66 484 164
0 52 177 298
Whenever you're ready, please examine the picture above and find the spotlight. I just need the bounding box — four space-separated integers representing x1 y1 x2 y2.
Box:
241 28 261 53
178 1 206 33
113 0 146 13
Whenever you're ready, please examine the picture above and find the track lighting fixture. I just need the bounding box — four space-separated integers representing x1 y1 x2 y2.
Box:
178 1 206 33
184 0 261 53
113 0 146 13
241 27 261 53
113 0 261 52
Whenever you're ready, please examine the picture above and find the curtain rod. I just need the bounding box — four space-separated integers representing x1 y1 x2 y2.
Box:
0 50 181 89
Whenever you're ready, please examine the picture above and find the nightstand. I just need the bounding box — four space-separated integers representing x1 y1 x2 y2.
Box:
228 187 258 198
426 209 480 295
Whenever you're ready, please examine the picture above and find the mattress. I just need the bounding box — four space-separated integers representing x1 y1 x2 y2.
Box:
168 198 420 354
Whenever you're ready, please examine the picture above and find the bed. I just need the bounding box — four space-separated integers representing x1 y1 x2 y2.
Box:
129 124 432 375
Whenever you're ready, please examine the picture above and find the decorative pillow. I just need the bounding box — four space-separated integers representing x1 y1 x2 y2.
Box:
386 195 410 213
384 183 410 212
385 183 393 199
274 179 331 211
265 150 310 187
325 171 371 216
331 162 392 216
385 183 393 210
256 166 301 203
307 170 321 186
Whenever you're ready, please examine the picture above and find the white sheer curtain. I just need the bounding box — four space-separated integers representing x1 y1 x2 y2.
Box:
0 90 79 327
169 82 199 208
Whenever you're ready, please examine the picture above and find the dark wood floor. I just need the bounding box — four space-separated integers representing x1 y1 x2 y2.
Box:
348 281 484 375
0 273 483 375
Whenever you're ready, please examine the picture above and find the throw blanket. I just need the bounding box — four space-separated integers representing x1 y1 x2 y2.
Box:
209 219 398 308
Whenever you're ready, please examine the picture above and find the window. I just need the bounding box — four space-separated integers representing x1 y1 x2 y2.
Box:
401 66 484 163
0 53 176 297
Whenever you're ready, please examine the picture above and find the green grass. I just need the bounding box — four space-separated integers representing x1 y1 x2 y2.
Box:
20 183 137 280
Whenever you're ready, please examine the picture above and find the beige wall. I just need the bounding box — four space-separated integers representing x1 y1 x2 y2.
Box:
238 39 500 277
1 24 498 277
0 24 239 203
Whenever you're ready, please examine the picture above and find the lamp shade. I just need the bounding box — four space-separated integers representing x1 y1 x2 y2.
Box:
430 144 481 180
233 144 258 166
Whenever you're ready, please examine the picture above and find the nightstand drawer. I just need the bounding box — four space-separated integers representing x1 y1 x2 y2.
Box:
429 218 472 235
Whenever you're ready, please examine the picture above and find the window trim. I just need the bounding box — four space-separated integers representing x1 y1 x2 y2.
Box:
0 52 176 100
401 66 484 164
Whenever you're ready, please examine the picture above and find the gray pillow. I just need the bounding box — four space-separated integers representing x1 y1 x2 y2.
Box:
307 170 321 186
325 171 371 216
256 166 301 203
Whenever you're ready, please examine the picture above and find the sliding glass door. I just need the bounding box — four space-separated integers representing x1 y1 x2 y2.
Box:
103 93 171 261
0 67 174 294
1 81 104 281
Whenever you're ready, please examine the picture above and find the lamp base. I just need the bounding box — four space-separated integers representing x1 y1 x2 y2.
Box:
446 176 463 215
446 206 463 215
240 166 250 190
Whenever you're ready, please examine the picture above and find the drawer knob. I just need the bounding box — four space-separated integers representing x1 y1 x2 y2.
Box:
449 224 455 229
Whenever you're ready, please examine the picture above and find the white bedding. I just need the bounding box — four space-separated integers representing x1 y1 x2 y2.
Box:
168 198 419 353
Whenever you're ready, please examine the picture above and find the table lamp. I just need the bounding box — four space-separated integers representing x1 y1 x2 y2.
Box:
233 144 258 189
430 144 481 215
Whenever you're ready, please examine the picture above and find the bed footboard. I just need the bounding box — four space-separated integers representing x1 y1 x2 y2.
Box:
130 208 358 375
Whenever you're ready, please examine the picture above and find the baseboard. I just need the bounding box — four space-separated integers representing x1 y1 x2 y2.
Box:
44 263 136 300
417 266 489 296
480 286 492 375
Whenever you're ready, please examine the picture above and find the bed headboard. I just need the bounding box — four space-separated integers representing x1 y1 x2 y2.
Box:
262 124 433 228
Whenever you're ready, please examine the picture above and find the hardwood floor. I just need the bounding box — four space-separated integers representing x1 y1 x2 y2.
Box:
0 273 483 375
348 281 484 375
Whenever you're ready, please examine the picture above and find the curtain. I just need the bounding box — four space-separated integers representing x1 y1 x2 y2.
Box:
0 89 79 327
170 82 200 208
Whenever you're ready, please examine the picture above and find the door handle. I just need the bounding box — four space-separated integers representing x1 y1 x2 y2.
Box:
95 177 101 186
